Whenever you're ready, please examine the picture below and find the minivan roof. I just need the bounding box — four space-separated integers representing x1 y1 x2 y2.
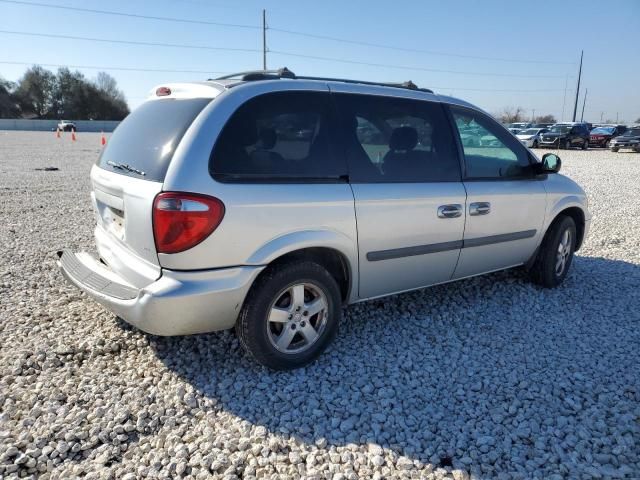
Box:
148 67 480 112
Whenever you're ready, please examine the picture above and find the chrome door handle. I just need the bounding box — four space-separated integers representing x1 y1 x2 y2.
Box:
437 204 462 218
469 202 491 216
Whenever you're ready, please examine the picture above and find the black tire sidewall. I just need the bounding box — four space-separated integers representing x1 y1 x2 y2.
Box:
236 261 341 370
535 216 577 288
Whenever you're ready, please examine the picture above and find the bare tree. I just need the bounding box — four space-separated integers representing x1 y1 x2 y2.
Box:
534 114 556 124
497 106 526 124
94 72 126 103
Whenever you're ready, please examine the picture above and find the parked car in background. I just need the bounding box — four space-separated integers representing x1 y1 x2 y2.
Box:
516 128 549 148
508 122 533 131
508 127 522 135
610 127 640 152
539 123 590 149
589 126 625 148
56 69 591 369
57 120 76 132
533 123 555 129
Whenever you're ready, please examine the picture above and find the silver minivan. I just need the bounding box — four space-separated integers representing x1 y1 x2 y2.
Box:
58 69 590 369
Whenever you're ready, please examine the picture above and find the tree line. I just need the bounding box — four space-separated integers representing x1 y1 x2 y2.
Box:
0 66 129 120
495 107 556 125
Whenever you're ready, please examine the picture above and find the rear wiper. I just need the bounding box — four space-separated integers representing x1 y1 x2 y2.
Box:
107 161 145 176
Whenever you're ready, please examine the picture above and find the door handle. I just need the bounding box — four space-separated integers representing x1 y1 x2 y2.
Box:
437 204 462 218
469 202 491 216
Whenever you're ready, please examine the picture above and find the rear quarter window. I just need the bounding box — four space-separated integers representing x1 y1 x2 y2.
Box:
98 98 211 182
210 91 346 182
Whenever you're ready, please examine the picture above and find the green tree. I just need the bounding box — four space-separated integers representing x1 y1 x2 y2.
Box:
0 77 20 118
51 68 129 120
14 66 56 118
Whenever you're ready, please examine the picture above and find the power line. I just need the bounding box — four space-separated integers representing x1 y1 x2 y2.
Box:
0 60 228 75
0 0 260 29
0 30 260 53
432 87 565 93
0 60 567 94
269 27 576 66
2 0 575 68
270 50 569 79
0 29 570 80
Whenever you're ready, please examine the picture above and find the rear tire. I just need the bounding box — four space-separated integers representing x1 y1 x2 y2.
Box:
611 147 619 152
530 216 576 288
236 261 341 370
532 140 539 148
564 139 571 150
582 140 588 150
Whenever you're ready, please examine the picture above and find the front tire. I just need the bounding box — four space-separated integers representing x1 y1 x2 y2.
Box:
611 147 619 152
532 140 539 148
530 216 576 288
582 140 588 150
236 261 341 370
564 139 571 150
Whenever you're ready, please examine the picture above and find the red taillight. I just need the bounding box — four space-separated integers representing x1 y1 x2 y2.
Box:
156 87 171 96
153 192 225 254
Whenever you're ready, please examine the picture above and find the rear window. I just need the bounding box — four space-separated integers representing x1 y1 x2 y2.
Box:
98 98 211 182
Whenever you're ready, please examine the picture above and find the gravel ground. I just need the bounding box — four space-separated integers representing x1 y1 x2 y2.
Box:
1 131 639 479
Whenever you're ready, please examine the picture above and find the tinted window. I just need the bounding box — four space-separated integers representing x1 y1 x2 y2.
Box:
335 93 460 183
210 91 344 181
450 106 531 179
98 98 211 182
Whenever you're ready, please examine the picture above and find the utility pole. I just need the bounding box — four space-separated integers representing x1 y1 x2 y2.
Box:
262 9 267 70
561 73 568 121
572 50 583 121
532 109 535 122
600 112 604 123
580 89 587 122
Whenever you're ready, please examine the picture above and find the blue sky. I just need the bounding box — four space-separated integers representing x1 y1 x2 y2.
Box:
1 0 639 122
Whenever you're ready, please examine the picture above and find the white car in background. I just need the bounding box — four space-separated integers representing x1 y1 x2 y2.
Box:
516 128 548 148
57 120 76 132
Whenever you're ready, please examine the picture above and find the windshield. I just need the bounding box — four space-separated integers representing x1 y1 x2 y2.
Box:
591 127 615 134
519 129 539 135
622 129 640 137
550 125 571 133
98 98 211 182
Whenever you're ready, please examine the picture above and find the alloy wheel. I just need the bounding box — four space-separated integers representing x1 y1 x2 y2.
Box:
555 229 572 276
266 282 329 354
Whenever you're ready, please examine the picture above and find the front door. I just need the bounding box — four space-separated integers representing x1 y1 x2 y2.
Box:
449 106 547 279
332 89 466 299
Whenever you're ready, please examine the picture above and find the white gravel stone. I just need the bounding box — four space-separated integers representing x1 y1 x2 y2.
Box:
1 133 639 478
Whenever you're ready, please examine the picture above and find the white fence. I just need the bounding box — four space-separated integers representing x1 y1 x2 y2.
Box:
0 119 120 132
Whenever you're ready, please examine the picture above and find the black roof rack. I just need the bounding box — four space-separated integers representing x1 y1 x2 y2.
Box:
211 67 433 94
214 67 296 81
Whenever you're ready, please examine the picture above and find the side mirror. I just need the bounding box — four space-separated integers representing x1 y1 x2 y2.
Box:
535 153 561 174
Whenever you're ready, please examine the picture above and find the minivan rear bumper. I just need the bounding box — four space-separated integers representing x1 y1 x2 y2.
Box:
57 250 264 335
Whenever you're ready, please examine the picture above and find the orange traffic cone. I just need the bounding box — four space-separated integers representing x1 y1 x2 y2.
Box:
56 128 61 139
100 132 106 146
71 128 77 142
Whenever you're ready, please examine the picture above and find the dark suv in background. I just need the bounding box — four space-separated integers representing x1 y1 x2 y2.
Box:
610 127 640 152
539 123 590 150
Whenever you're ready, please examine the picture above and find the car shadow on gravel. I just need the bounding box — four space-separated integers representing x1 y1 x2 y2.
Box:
148 255 640 473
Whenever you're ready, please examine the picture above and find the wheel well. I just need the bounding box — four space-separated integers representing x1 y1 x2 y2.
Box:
264 248 351 303
555 207 586 250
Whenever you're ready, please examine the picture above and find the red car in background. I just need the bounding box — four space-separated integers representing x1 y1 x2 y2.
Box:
589 125 626 148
